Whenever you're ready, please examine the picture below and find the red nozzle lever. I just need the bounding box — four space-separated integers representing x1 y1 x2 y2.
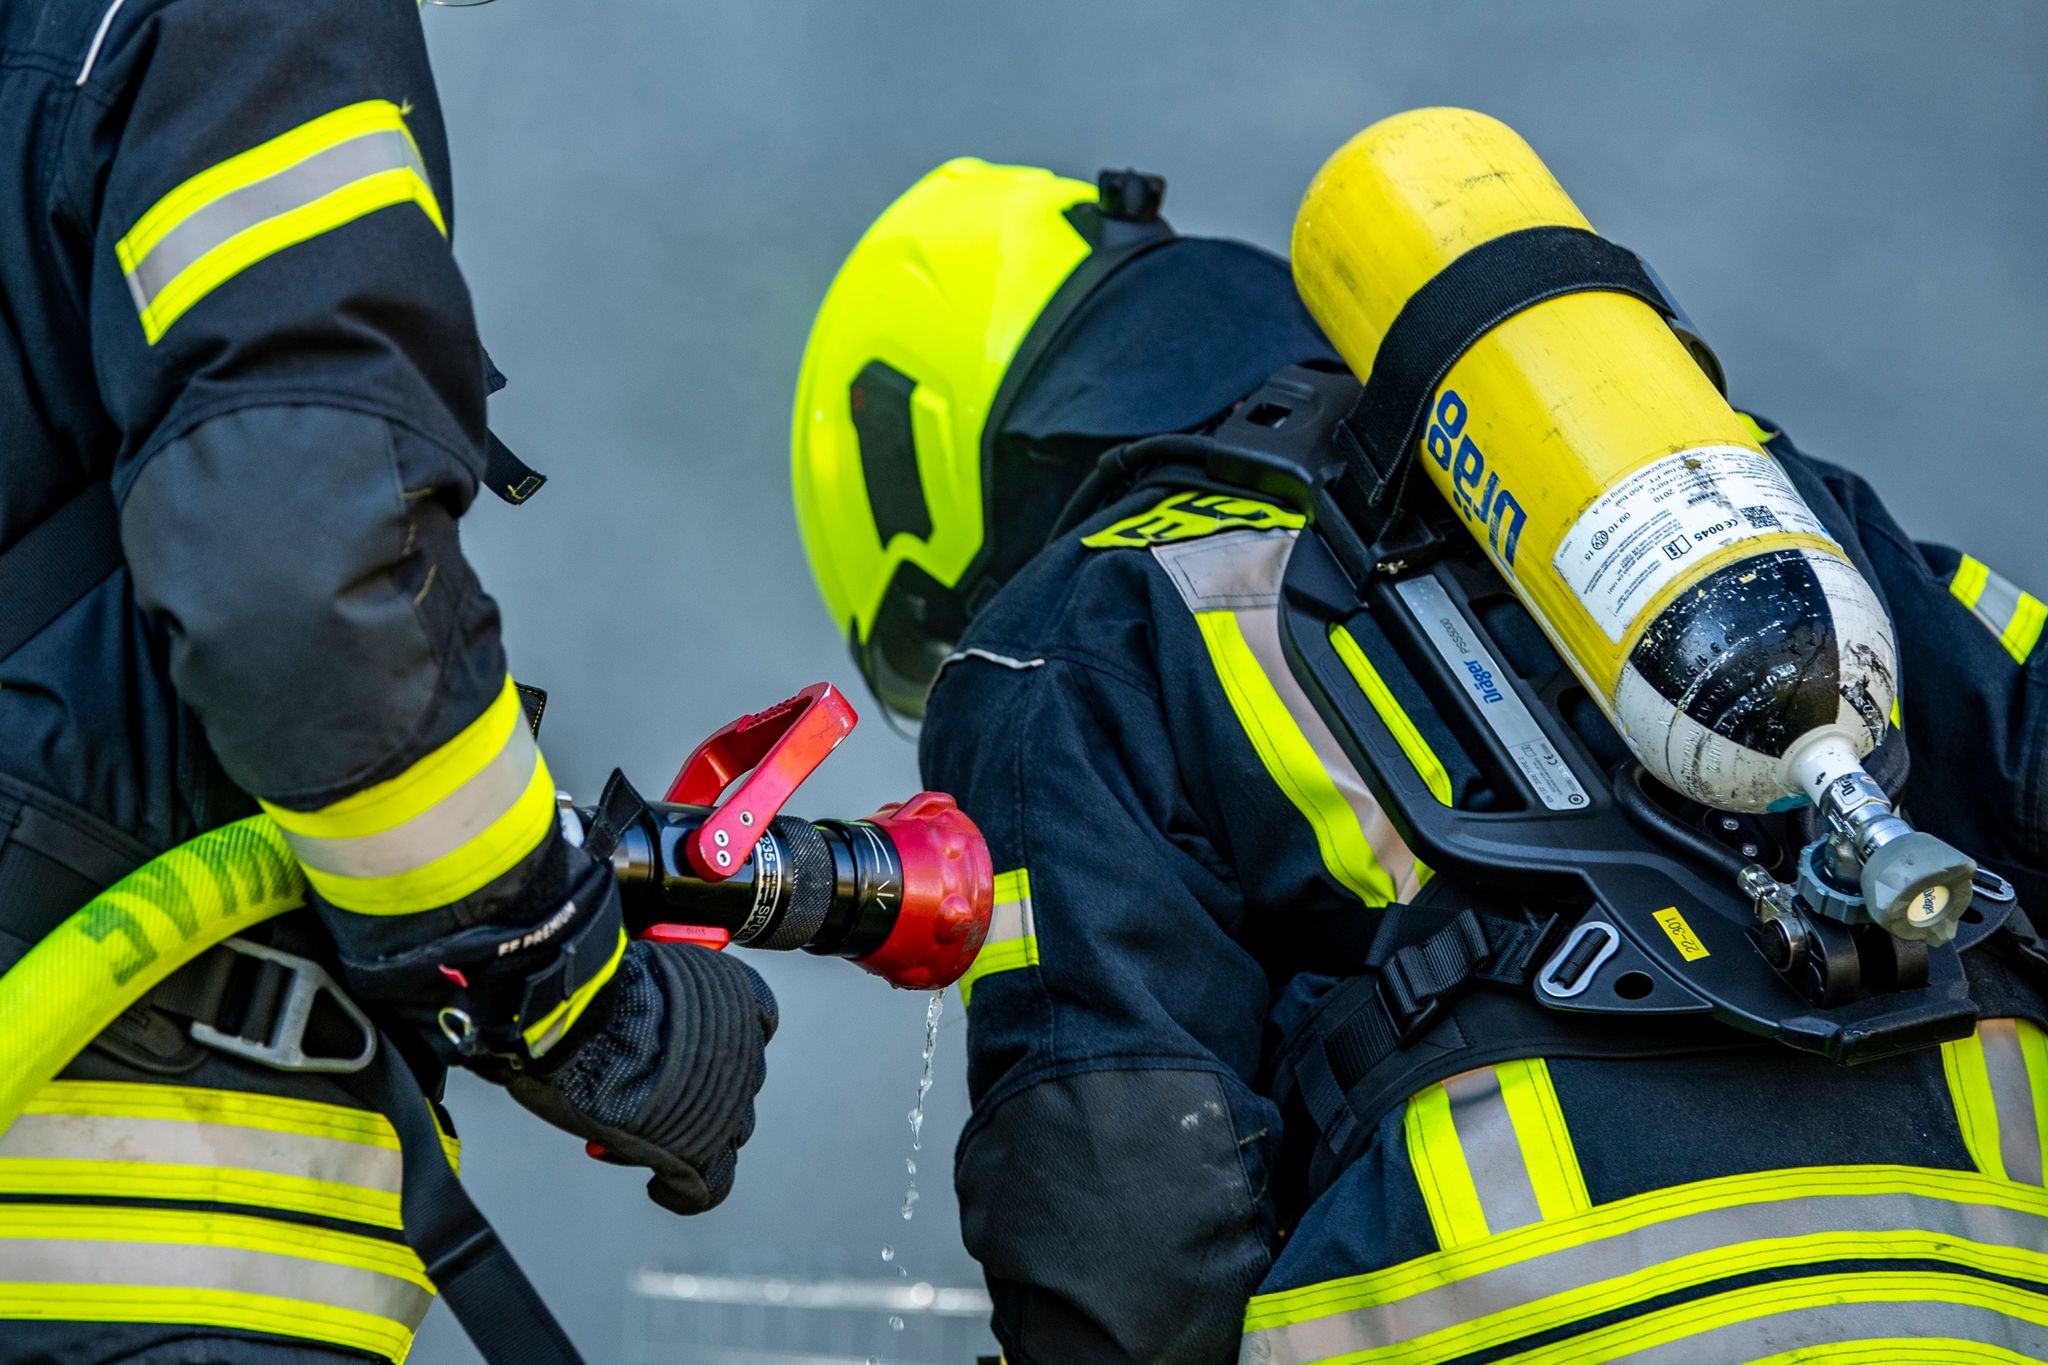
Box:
665 681 857 883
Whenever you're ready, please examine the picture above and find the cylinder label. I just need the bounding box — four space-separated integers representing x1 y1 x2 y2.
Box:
1554 445 1835 643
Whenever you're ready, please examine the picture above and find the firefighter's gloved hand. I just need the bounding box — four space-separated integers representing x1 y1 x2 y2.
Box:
510 939 778 1214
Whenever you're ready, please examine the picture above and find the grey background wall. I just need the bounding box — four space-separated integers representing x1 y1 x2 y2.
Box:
414 3 2048 1359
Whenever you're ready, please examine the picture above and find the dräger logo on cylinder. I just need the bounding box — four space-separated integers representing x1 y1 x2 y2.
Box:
1426 389 1527 568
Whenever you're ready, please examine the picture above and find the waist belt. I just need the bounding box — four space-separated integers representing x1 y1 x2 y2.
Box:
1268 900 2048 1223
1266 903 1752 1219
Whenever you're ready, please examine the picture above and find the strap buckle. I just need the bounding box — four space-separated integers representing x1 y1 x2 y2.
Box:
189 937 377 1074
1375 908 1494 1044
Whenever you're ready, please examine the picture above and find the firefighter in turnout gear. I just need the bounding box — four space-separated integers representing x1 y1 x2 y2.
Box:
791 153 2048 1363
0 1 774 1360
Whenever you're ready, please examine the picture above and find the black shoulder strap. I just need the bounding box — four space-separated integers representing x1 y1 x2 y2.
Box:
344 1036 587 1365
0 482 125 664
1333 225 1674 541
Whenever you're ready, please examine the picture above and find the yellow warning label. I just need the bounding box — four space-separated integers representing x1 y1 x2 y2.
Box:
1652 906 1710 961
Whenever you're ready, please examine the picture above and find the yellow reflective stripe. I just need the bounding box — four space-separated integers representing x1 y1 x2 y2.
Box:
0 1157 400 1229
0 1202 430 1291
1946 1026 2009 1181
1403 1078 1492 1249
1945 1019 2048 1186
1736 412 1779 446
1329 624 1451 807
1503 1272 2048 1365
0 1282 414 1362
1952 555 1992 610
992 868 1030 906
958 868 1037 1009
117 100 444 345
2005 593 2048 664
263 677 557 915
1891 692 1903 730
1241 1163 2048 1333
1494 1059 1589 1222
263 676 527 838
1403 1061 1584 1252
1155 530 1415 901
521 928 627 1057
21 1080 460 1173
1749 1342 2041 1365
1197 610 1396 906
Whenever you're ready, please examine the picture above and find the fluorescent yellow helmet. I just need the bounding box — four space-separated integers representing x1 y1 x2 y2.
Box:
792 158 1173 717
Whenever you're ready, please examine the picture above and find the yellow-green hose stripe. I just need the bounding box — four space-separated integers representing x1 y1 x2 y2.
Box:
0 817 307 1132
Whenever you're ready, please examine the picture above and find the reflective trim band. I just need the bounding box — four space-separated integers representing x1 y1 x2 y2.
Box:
1951 555 2047 665
522 927 628 1056
959 868 1037 1008
0 1202 433 1362
262 677 558 915
1749 1341 2041 1365
1505 1274 2048 1365
1329 625 1451 807
1944 1018 2048 1186
1156 530 1419 905
1238 1164 2048 1364
1404 1061 1585 1250
3 1080 459 1227
116 100 445 344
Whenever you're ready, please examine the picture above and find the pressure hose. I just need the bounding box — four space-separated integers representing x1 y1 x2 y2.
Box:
0 815 302 1131
0 681 993 1139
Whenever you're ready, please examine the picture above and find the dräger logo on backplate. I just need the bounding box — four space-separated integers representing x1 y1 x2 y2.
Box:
1426 388 1527 568
1463 657 1505 703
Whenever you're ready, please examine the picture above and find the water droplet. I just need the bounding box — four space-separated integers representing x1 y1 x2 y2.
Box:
888 1315 906 1332
905 1158 916 1177
880 1245 894 1263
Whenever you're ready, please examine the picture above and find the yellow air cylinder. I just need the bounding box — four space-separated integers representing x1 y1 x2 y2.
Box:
1293 107 1899 819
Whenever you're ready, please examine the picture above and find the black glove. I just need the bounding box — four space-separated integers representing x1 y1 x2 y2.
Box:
510 938 778 1214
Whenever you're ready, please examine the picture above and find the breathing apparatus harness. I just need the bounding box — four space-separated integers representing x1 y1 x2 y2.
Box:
1050 228 2048 1212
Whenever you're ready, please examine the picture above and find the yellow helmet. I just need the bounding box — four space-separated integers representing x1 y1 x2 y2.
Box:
792 158 1174 717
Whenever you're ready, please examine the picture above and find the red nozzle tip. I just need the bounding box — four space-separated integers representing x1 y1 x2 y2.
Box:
852 792 994 991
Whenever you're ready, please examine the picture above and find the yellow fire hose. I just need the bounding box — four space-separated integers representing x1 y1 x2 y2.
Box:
0 815 305 1131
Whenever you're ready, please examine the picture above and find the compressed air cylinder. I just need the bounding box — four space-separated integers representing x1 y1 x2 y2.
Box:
1292 107 1898 816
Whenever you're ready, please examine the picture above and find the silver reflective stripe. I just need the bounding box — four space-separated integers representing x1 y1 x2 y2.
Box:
1612 1295 2048 1365
1981 1019 2044 1187
1238 1190 2048 1363
1441 1068 1542 1234
988 889 1035 946
123 129 429 318
1153 530 1422 898
1970 565 2027 642
280 718 538 880
0 1235 430 1326
0 1113 400 1196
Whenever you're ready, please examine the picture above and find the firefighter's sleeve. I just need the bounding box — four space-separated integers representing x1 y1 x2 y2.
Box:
922 650 1282 1365
1789 449 2048 895
75 0 618 1067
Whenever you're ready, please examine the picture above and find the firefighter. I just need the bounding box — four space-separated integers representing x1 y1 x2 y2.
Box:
0 0 774 1360
792 158 2048 1362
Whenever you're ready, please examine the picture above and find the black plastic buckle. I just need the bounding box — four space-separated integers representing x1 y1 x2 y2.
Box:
190 937 377 1074
1377 910 1494 1045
